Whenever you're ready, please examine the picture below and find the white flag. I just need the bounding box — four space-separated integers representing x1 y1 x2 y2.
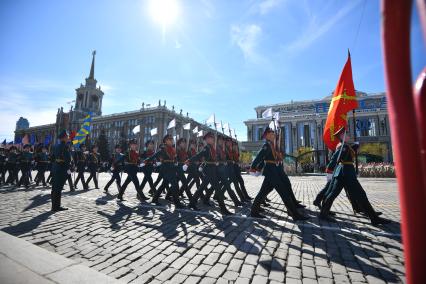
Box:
273 112 280 121
150 128 158 136
206 114 215 125
262 107 273 118
197 130 203 137
269 121 276 129
167 118 176 129
132 125 140 134
183 123 191 130
192 126 198 134
215 121 222 129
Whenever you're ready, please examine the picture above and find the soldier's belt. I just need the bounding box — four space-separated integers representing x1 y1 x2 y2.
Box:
265 160 280 165
205 162 219 165
55 159 64 163
340 162 354 165
125 162 137 165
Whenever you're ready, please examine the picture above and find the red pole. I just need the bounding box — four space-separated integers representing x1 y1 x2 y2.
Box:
381 1 426 284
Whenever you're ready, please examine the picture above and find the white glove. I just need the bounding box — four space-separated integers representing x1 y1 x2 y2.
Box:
182 164 188 172
5 158 8 161
85 166 88 170
156 162 162 167
326 173 333 182
139 163 145 167
67 170 71 175
249 171 261 177
198 166 203 172
84 151 89 154
110 167 114 171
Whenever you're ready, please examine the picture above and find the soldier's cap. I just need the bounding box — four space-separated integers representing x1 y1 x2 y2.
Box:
203 132 214 140
23 144 31 149
177 137 187 144
57 129 69 139
115 144 122 149
333 126 346 137
261 127 274 139
163 134 173 143
129 139 138 145
145 140 154 147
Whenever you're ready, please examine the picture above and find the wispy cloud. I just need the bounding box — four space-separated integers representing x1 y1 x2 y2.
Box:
285 1 360 53
231 24 264 63
257 0 284 15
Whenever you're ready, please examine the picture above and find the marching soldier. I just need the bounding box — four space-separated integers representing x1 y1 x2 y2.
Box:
176 138 192 199
5 146 19 185
86 145 100 189
50 130 71 212
186 139 201 192
319 127 389 225
249 127 308 220
17 144 33 188
118 139 149 202
139 140 156 195
34 144 49 186
65 142 75 192
225 138 248 202
104 144 124 193
74 144 89 190
232 140 252 200
186 132 233 215
0 147 6 185
216 136 242 207
143 135 185 208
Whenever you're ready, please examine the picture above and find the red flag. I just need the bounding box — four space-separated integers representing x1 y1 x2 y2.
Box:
69 130 77 141
323 52 358 150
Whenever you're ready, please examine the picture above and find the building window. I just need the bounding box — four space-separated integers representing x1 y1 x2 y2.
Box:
356 118 376 137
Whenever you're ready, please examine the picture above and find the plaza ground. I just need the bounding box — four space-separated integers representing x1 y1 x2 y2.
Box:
0 173 404 283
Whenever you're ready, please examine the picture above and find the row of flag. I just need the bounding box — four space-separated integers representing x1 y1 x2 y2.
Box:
1 134 53 147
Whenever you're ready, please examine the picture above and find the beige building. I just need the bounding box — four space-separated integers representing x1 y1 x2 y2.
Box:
14 52 214 151
242 92 393 166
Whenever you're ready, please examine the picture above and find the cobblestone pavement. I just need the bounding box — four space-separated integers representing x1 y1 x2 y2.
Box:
0 172 404 283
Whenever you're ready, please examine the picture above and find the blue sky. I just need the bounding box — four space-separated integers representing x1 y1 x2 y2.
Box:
0 0 425 142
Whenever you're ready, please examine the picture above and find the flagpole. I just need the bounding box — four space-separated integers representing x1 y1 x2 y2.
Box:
352 109 359 174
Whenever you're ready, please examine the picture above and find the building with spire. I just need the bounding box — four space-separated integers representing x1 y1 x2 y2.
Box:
14 51 213 151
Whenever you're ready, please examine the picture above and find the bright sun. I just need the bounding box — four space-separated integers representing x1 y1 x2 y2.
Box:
149 0 180 29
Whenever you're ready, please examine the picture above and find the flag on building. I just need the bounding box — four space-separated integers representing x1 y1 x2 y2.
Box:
206 114 215 125
183 123 191 130
323 52 358 150
262 108 273 118
167 118 176 129
72 112 93 146
132 125 140 134
150 128 158 136
22 134 29 145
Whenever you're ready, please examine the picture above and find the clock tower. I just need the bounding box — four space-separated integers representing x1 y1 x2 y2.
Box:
74 50 104 118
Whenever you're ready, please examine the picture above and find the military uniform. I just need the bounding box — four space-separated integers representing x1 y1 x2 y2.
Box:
232 142 251 200
5 147 19 185
51 131 71 211
118 142 149 202
250 129 307 220
139 145 156 195
186 144 201 192
86 148 100 189
74 147 88 190
188 132 232 215
18 145 33 188
144 136 184 208
0 148 6 184
176 140 192 199
35 147 49 186
319 141 388 225
104 146 125 193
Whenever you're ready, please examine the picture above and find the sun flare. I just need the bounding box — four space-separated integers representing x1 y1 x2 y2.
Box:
149 0 180 29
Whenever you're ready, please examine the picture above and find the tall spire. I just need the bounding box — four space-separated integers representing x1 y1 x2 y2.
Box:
89 50 96 80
